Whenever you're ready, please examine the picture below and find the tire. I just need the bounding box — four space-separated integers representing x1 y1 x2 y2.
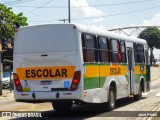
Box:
52 101 72 111
107 86 116 111
134 85 142 100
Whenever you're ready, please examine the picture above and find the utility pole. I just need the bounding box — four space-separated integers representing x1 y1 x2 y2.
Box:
68 0 71 23
60 0 70 23
59 19 68 23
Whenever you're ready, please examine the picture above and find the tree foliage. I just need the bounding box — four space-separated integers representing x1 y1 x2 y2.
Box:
138 27 160 49
138 27 160 65
0 4 28 70
0 4 28 48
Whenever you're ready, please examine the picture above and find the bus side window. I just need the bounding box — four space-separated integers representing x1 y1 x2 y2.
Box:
82 34 97 62
134 43 145 64
98 37 110 62
137 44 145 63
133 43 138 63
111 39 121 63
120 41 127 63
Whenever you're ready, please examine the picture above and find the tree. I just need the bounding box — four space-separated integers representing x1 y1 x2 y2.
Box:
0 4 28 70
138 27 160 65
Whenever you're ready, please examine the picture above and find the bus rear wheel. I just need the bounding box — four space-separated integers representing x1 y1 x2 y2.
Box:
52 101 72 111
107 86 116 111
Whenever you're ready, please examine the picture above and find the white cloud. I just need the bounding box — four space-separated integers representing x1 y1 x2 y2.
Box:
141 12 160 26
112 24 122 29
129 12 160 27
71 0 105 22
140 12 160 59
86 24 106 30
111 12 160 37
110 24 130 35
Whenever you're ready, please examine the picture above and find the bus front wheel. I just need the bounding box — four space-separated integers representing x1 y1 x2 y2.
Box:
134 85 142 100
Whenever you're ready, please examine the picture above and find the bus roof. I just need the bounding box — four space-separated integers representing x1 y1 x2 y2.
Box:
19 23 147 45
75 24 147 45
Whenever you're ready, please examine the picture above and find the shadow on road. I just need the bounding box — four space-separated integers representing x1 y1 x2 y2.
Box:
11 97 147 119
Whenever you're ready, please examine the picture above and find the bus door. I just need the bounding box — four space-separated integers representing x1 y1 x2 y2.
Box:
145 49 150 91
127 47 135 95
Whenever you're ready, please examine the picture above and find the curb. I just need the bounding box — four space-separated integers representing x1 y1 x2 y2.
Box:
151 67 160 81
151 75 160 82
0 90 13 99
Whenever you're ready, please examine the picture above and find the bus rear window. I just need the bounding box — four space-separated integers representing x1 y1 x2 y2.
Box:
14 26 78 54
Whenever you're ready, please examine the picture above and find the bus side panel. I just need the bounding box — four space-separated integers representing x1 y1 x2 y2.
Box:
134 65 147 94
83 64 129 103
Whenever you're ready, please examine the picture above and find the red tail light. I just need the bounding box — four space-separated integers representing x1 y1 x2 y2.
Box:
70 71 81 91
13 73 23 92
73 79 78 84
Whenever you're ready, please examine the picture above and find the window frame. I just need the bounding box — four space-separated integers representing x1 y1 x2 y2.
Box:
111 39 122 63
120 40 127 63
133 43 145 64
81 33 98 63
137 44 145 64
97 36 110 63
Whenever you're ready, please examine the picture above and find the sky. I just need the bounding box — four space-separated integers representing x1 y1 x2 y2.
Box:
1 0 160 59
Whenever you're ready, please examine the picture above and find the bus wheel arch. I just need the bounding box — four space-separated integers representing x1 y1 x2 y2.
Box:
140 78 145 92
107 81 117 111
134 78 144 100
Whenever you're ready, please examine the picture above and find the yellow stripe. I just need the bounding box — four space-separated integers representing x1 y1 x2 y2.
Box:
84 65 146 78
16 66 75 80
85 66 99 78
100 65 128 76
134 66 146 74
84 65 128 78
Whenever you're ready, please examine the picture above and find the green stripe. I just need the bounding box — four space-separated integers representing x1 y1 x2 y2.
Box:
83 76 107 90
100 77 106 87
84 77 99 90
135 63 146 65
83 63 127 66
83 63 99 66
84 74 146 90
126 74 146 83
135 74 146 83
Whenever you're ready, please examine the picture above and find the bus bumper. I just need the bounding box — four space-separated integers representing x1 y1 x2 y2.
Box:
14 89 83 102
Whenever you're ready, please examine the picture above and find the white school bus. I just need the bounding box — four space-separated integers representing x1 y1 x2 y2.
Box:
13 24 150 111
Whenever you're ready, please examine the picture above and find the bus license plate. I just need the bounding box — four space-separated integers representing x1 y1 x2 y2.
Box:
40 81 52 85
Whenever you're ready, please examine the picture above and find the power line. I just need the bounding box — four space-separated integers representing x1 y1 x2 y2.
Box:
2 0 35 6
10 0 154 9
78 0 154 8
28 5 160 23
28 20 57 23
72 5 160 20
25 0 54 14
2 0 23 5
